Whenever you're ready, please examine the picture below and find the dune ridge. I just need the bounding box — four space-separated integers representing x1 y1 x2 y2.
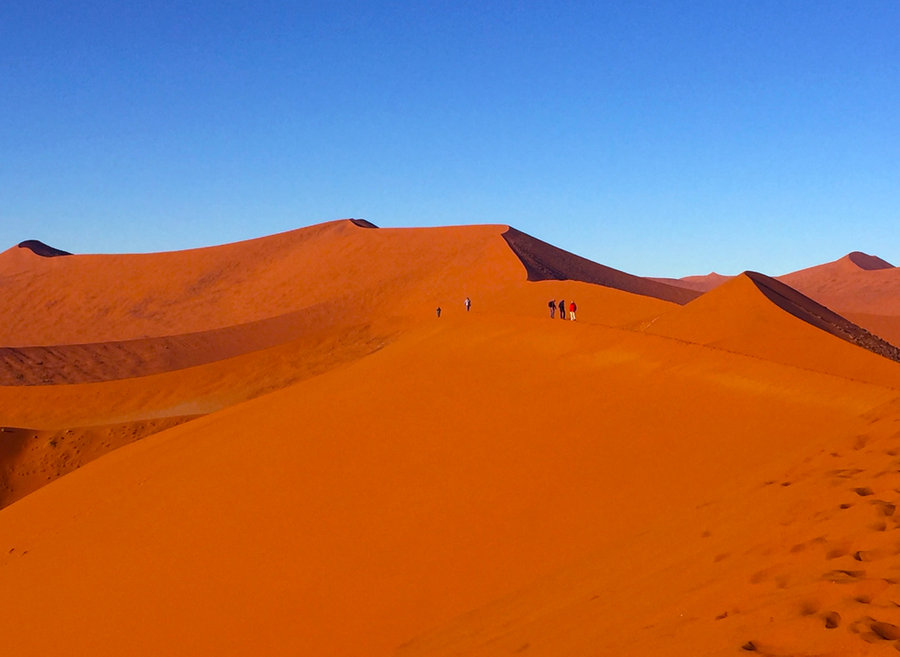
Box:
501 227 699 304
16 240 72 257
746 271 900 364
648 271 734 292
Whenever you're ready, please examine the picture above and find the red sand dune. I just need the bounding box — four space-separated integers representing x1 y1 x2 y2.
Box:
502 227 699 304
780 251 900 348
0 221 676 501
2 221 900 656
780 251 899 316
643 271 900 386
658 251 900 347
3 314 899 656
649 271 734 292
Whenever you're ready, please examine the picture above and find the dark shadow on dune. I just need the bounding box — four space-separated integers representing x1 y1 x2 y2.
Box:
746 271 900 364
17 240 72 257
847 251 894 270
350 219 379 229
0 302 367 385
501 227 699 305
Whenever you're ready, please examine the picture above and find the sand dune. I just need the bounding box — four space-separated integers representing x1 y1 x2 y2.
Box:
0 221 677 501
781 251 899 315
652 251 900 323
2 220 900 656
2 312 897 656
0 417 195 509
15 240 72 257
502 227 699 304
644 271 900 387
648 271 734 292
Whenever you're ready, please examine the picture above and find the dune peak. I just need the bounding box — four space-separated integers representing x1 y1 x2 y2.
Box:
500 227 699 304
349 218 378 228
744 270 900 363
16 240 72 257
845 251 893 270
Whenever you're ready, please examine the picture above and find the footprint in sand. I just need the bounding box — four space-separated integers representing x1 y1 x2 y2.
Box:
822 611 841 628
822 569 865 583
870 499 896 516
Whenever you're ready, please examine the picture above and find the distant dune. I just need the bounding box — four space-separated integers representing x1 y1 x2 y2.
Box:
657 251 900 348
2 220 900 656
648 271 733 292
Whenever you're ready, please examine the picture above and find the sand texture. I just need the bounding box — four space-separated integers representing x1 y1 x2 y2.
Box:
2 220 900 655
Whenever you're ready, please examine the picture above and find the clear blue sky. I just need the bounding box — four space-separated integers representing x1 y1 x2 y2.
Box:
1 1 897 277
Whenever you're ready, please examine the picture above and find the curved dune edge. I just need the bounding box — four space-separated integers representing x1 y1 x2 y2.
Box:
0 416 198 509
643 272 900 389
16 240 72 257
0 219 523 345
746 271 900 364
0 320 397 503
501 227 699 305
0 304 350 385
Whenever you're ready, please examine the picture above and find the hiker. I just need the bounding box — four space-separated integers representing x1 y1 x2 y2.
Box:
569 300 577 321
548 299 556 318
436 307 441 318
558 299 566 320
465 297 471 312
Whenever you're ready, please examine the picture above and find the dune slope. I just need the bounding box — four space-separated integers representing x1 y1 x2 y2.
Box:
1 312 898 656
0 221 680 504
644 271 900 387
502 227 699 304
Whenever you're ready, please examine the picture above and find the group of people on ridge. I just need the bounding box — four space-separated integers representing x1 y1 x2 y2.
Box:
435 296 577 321
548 299 576 321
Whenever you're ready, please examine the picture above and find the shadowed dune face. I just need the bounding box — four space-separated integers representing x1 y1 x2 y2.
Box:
643 272 900 387
777 252 900 348
501 227 699 305
846 251 893 270
16 240 72 257
779 251 900 316
0 417 196 509
745 271 900 364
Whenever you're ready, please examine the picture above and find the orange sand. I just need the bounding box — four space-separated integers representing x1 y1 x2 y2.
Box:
1 221 900 656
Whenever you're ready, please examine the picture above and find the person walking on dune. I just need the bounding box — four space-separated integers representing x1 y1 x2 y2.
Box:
465 297 471 312
436 307 441 318
569 300 577 321
558 299 566 320
548 299 556 319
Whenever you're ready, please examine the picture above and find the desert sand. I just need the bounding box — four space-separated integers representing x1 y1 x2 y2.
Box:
2 220 900 655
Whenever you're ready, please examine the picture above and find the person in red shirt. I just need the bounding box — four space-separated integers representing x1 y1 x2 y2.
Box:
568 301 577 321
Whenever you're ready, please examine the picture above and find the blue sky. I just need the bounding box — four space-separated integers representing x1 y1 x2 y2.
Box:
1 1 897 277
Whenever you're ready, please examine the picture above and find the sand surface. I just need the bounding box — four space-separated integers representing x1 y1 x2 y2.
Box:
2 220 900 655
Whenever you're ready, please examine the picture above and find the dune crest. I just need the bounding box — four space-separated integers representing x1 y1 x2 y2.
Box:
648 271 733 292
15 240 72 257
501 227 699 304
846 250 894 270
746 270 900 363
644 271 900 386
